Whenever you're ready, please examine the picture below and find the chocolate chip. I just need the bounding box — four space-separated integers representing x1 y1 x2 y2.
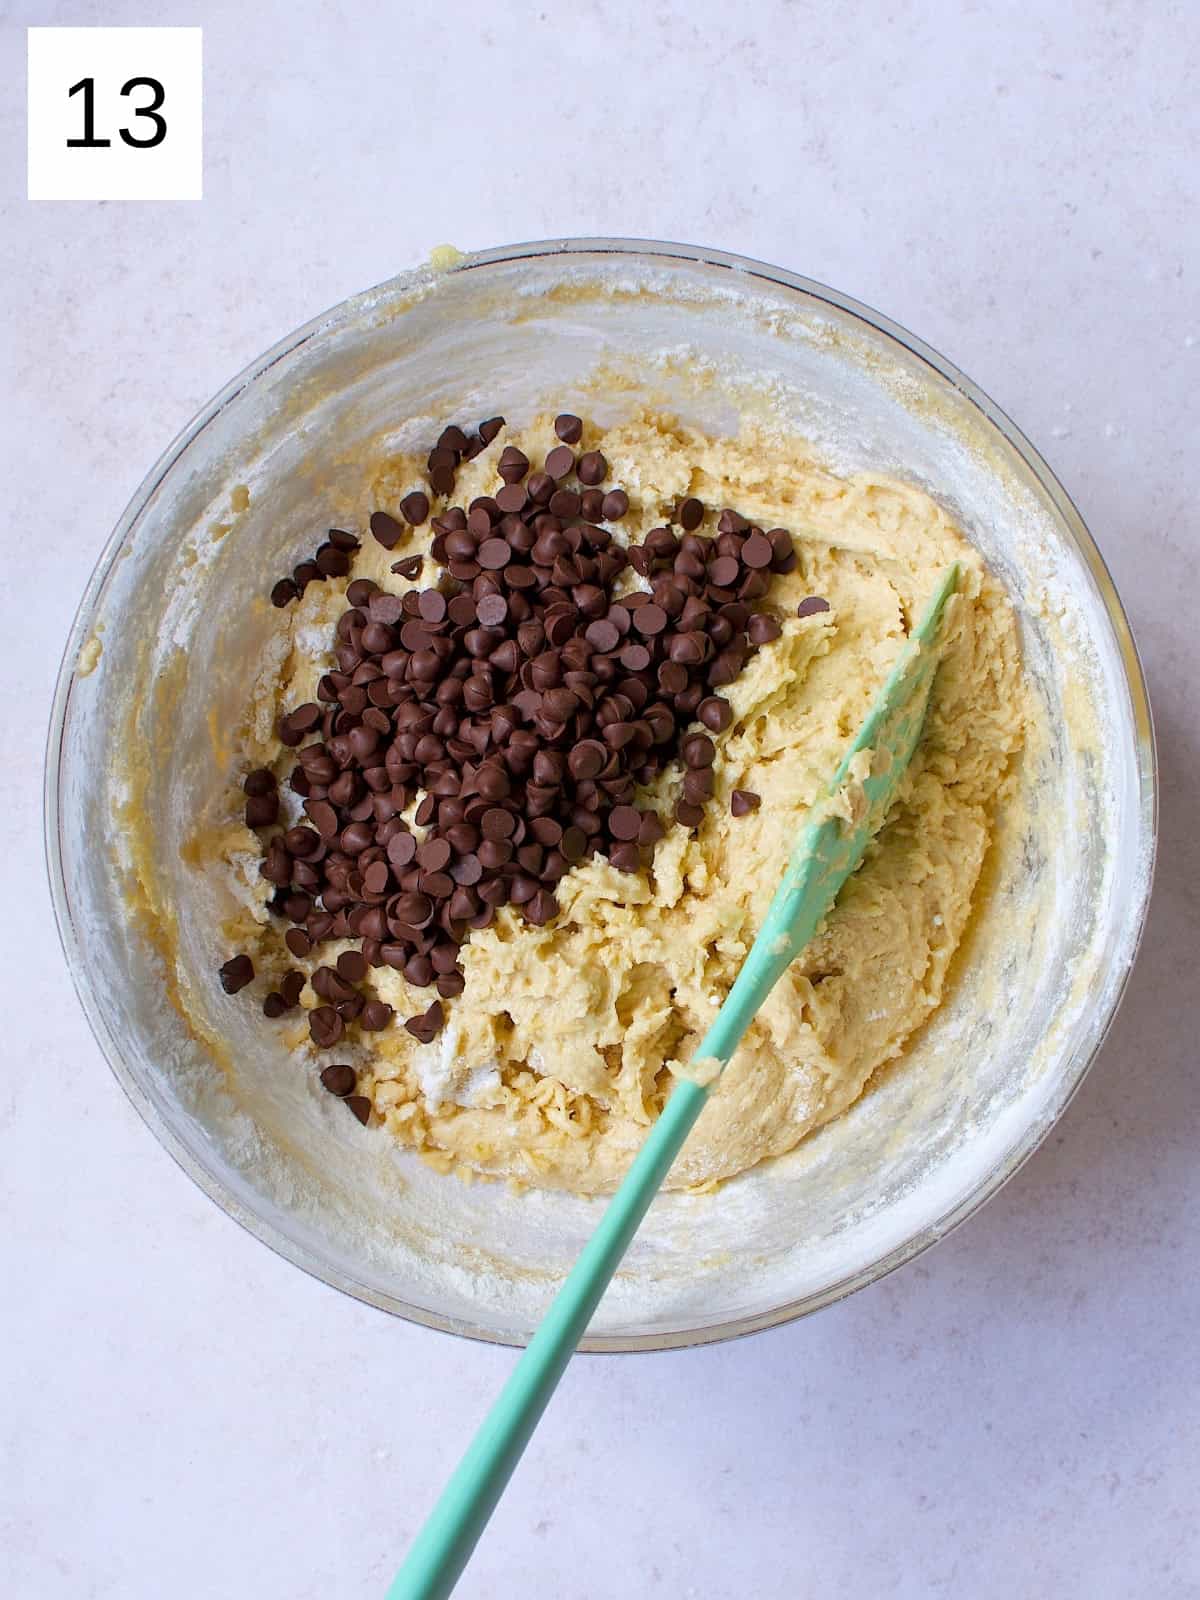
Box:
271 578 299 608
320 1063 356 1096
479 416 505 445
675 799 705 828
608 805 642 841
525 889 559 925
576 451 607 486
708 555 740 590
767 528 796 569
476 765 511 802
657 661 687 696
563 739 603 781
698 695 732 732
476 593 508 627
286 882 319 920
285 927 312 959
400 491 430 527
544 445 575 481
645 527 679 560
305 799 339 839
361 859 389 895
633 604 668 636
263 991 288 1018
521 474 550 511
508 874 536 905
742 530 774 569
560 826 587 862
369 511 405 549
361 998 394 1031
479 808 513 843
549 488 581 519
554 413 583 444
245 792 279 828
403 953 433 987
601 490 628 521
289 702 322 735
585 618 620 652
731 789 761 816
320 965 359 1004
497 446 529 484
345 1094 372 1125
707 649 743 687
413 590 443 626
309 1006 344 1047
337 949 368 983
404 1000 444 1043
243 768 277 798
667 632 706 666
683 767 715 803
219 954 254 994
682 732 715 768
261 842 292 884
678 497 704 531
748 612 782 645
797 596 831 617
496 482 529 515
392 555 424 581
578 488 604 522
477 538 511 570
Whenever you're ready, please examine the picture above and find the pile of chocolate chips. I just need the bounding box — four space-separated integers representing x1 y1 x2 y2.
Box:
224 413 818 1064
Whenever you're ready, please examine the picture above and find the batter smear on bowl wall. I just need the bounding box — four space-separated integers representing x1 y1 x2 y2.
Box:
201 407 1029 1194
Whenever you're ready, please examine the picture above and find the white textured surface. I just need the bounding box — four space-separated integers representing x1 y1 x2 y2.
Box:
2 2 1197 1596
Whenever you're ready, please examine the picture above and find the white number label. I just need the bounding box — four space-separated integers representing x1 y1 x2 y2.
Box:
28 29 201 201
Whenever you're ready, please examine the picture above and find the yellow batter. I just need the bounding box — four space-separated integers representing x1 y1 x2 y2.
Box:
194 411 1028 1194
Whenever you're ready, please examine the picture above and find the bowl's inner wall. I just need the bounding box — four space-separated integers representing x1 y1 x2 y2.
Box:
56 253 1148 1343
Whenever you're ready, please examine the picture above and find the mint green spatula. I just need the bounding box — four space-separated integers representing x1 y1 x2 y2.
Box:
388 563 960 1600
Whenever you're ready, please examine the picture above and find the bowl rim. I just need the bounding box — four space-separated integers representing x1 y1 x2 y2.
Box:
44 236 1158 1352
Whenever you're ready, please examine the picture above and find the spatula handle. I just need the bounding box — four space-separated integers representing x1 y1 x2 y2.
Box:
388 946 793 1599
387 1073 711 1600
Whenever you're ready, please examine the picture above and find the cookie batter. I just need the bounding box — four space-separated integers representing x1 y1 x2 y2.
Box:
194 410 1027 1193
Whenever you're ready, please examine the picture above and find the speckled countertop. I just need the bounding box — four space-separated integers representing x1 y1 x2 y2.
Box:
3 2 1197 1595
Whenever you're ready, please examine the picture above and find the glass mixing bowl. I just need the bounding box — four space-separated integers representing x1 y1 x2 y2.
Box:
45 240 1155 1350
